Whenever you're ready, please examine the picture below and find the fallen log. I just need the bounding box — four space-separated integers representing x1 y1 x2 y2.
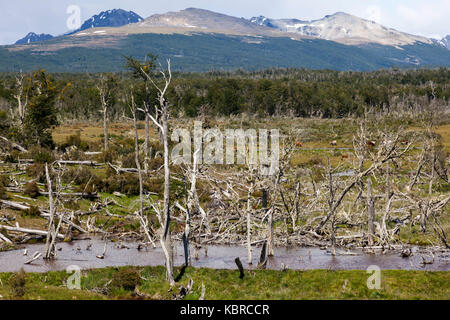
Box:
13 195 37 202
0 225 64 239
40 192 99 199
0 232 12 243
107 162 139 173
57 160 103 166
40 213 87 233
335 234 364 240
24 252 42 265
0 199 30 211
0 136 27 153
18 159 34 164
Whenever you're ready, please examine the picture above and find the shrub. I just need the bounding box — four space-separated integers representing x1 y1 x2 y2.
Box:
0 185 8 200
29 147 54 164
9 268 26 298
72 167 93 185
97 149 118 163
110 268 142 291
26 163 46 183
102 173 140 195
64 131 88 151
24 181 40 198
3 151 19 163
121 152 138 169
23 205 41 217
0 174 10 187
77 175 104 195
0 175 10 199
148 157 164 171
145 177 164 195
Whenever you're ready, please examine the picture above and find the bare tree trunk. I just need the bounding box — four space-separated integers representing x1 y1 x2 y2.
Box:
267 210 274 256
44 164 56 259
263 189 274 257
367 178 375 246
161 99 174 285
331 216 336 256
144 113 150 172
183 150 199 267
429 148 436 195
131 99 155 247
140 59 174 285
14 72 27 128
103 104 109 151
247 190 252 264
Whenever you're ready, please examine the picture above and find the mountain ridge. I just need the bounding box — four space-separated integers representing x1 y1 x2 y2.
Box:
249 12 432 46
4 7 450 73
15 32 54 45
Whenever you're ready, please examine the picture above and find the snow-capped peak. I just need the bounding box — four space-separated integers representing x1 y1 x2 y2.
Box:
15 32 53 45
249 12 432 46
72 8 143 34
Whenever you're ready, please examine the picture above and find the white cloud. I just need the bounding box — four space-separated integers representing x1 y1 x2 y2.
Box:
395 0 450 37
365 5 382 24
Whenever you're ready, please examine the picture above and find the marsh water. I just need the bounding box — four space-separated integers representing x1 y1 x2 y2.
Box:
0 236 448 273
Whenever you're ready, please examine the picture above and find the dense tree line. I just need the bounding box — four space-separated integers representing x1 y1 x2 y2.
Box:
0 67 448 132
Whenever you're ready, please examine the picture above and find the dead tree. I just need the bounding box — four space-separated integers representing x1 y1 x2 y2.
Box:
97 74 116 151
366 178 375 246
130 93 156 248
13 71 28 127
43 163 65 259
138 59 175 286
125 54 158 172
315 121 413 234
178 149 205 266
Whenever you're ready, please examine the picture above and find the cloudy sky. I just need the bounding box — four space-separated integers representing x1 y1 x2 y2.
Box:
1 0 449 45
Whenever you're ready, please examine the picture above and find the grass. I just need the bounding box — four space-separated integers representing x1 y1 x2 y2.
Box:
0 267 448 300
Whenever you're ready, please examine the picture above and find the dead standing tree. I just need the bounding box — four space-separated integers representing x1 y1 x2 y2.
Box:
97 74 117 151
43 163 67 259
136 59 175 285
176 149 206 266
125 54 159 172
129 92 156 248
13 71 29 127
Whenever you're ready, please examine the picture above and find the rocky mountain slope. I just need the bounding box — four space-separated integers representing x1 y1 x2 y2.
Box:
73 9 143 33
4 8 449 73
15 32 53 45
249 12 432 46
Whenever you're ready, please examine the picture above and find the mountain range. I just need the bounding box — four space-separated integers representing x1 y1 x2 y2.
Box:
440 35 450 50
249 12 432 46
15 32 54 45
67 9 143 35
3 7 450 72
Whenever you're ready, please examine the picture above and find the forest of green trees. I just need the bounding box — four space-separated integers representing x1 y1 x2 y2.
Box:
0 66 448 149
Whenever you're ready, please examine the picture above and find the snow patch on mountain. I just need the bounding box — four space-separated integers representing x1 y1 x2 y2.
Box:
250 12 432 46
71 9 143 34
15 32 53 45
